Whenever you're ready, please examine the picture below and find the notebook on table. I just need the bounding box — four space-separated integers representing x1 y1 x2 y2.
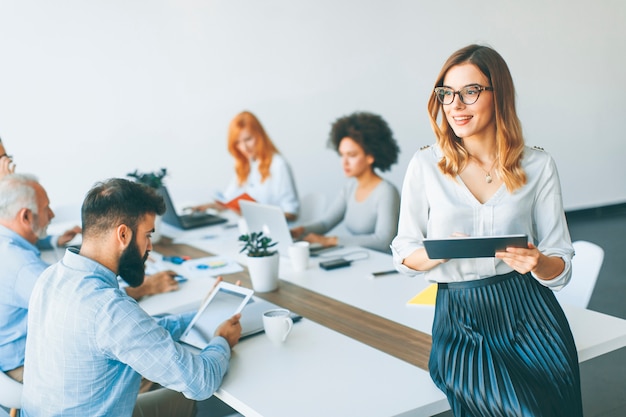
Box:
217 192 256 212
158 186 228 230
180 292 302 352
239 297 302 340
406 284 438 307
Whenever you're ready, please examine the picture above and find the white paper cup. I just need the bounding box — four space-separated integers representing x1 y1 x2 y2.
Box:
288 241 310 272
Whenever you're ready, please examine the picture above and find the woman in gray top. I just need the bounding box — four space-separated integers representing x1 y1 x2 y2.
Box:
291 112 400 253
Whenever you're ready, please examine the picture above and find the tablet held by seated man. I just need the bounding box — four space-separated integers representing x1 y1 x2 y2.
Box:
180 282 253 350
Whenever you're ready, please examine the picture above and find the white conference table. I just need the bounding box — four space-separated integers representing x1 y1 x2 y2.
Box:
145 221 626 416
44 223 450 416
218 319 447 417
161 221 626 364
46 217 626 416
139 222 450 417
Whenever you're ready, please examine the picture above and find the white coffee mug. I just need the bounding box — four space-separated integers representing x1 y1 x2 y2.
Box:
263 308 293 345
288 241 310 272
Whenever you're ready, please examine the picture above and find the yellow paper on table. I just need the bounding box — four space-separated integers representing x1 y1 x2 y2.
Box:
406 283 437 306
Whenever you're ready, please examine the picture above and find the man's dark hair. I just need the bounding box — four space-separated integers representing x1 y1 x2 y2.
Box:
81 178 165 237
328 112 400 172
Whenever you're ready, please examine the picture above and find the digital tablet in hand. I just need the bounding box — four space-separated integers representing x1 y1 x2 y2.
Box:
180 282 254 350
423 234 528 259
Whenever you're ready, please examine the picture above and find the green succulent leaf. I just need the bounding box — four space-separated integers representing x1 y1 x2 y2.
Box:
238 231 278 257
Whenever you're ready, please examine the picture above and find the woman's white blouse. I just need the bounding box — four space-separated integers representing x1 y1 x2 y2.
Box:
391 144 574 289
223 153 300 215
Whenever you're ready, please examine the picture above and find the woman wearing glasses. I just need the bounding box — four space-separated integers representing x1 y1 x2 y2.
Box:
392 45 582 416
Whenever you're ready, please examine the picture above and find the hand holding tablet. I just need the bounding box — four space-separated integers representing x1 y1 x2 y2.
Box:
179 281 253 350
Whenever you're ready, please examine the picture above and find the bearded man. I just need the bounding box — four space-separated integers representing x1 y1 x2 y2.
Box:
0 174 181 386
22 178 242 417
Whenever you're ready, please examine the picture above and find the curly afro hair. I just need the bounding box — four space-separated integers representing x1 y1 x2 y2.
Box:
328 112 400 172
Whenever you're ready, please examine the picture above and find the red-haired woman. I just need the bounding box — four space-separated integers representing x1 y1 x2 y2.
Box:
193 111 299 220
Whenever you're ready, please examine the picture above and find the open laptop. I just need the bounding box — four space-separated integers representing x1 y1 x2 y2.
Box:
239 200 326 257
158 186 227 230
240 200 294 256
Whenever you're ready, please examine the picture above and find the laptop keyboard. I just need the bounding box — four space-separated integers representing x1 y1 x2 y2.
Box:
181 213 223 226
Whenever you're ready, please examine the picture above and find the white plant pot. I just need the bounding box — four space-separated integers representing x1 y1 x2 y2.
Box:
247 252 279 292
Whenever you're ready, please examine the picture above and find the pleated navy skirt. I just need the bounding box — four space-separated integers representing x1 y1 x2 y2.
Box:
429 271 583 417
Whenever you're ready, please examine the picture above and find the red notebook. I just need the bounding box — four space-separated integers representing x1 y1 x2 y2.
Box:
218 193 255 212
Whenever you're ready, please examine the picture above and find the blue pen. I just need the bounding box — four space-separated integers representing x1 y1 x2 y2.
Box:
174 275 188 283
195 260 228 270
162 256 187 265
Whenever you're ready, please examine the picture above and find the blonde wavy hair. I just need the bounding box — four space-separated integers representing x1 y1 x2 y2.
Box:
427 44 526 192
227 111 278 186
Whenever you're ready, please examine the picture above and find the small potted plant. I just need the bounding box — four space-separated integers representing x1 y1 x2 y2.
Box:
239 231 279 292
127 168 168 243
127 168 168 189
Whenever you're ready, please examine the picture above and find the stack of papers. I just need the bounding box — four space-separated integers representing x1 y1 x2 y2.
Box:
145 253 243 278
183 256 243 276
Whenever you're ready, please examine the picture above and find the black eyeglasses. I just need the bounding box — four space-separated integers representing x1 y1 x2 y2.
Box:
434 85 493 105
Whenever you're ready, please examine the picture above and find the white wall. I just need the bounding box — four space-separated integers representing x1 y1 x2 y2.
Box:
1 0 624 211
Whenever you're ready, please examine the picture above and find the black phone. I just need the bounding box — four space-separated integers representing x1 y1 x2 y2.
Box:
319 258 352 270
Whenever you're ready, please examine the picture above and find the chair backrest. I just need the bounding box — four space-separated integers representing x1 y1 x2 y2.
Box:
296 192 326 226
0 371 22 410
555 240 604 308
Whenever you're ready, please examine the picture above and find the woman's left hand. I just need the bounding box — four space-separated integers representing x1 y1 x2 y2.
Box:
495 242 541 274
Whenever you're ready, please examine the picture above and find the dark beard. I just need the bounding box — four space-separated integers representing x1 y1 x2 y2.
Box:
118 234 148 288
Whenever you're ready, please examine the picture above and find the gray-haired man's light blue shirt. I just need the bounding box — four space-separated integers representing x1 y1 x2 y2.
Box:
0 225 47 372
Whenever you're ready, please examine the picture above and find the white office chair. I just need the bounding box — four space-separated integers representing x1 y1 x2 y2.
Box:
0 371 22 416
296 192 326 225
555 240 604 308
